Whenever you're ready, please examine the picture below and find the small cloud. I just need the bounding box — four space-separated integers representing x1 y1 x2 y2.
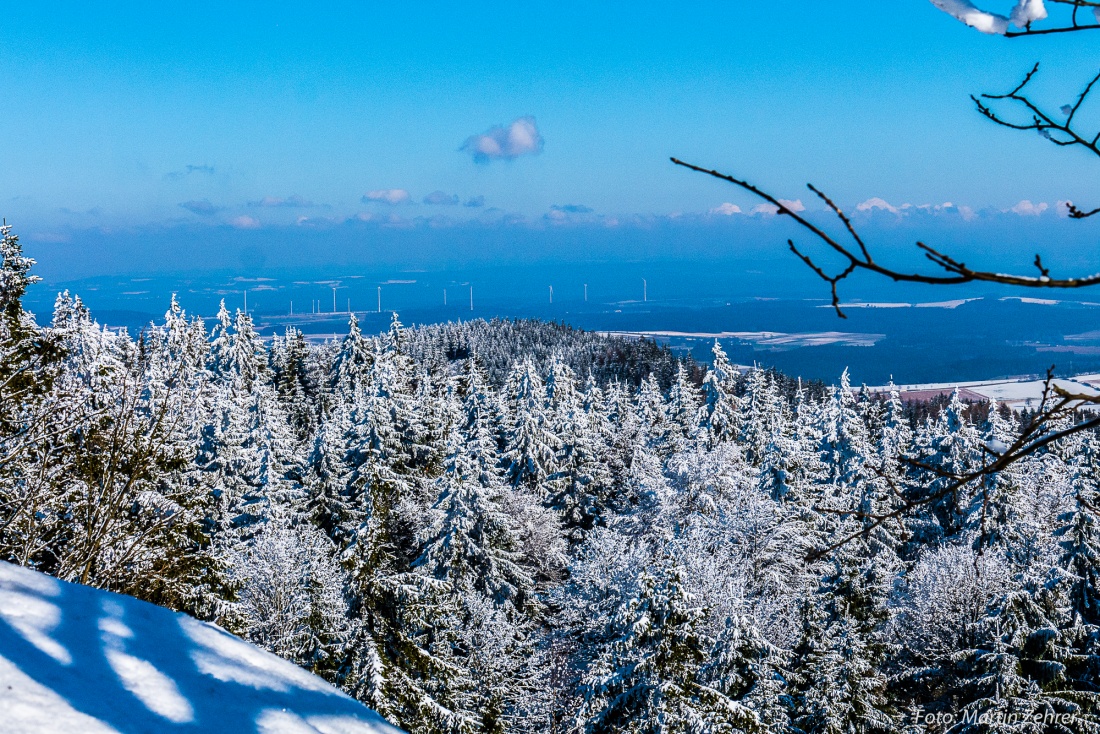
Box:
464 196 486 208
1056 200 1073 217
423 190 460 206
166 164 215 181
462 116 544 163
753 199 804 215
550 204 593 214
230 215 261 229
856 197 899 214
179 199 221 216
709 202 742 216
1010 199 1048 216
363 189 411 205
249 195 317 208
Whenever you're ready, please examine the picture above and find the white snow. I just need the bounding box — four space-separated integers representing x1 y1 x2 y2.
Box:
867 373 1100 412
1009 0 1047 26
932 0 1057 31
930 0 1010 34
1000 296 1060 305
0 561 402 734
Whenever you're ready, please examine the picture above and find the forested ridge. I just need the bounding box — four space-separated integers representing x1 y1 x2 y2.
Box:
2 224 1099 734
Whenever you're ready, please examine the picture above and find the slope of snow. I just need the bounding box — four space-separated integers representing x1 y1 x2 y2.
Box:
0 562 402 734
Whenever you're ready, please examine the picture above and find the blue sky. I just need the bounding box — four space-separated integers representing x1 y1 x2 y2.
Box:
2 1 1099 279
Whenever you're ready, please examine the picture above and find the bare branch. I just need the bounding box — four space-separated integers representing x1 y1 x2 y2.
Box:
976 63 1100 215
670 157 1100 311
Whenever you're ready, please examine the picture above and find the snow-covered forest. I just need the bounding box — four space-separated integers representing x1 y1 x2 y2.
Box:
3 223 1100 734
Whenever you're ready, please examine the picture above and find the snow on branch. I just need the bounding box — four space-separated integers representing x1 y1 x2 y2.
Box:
931 0 1100 36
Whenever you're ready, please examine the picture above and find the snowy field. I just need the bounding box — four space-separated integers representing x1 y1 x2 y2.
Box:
867 374 1100 411
0 562 401 734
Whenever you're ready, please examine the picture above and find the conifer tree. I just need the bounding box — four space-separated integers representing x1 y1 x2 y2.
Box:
700 340 740 446
574 565 715 733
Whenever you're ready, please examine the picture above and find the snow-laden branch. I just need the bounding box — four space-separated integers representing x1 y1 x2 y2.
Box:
931 0 1100 36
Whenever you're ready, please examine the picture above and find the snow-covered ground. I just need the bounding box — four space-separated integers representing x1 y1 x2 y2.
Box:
0 562 401 734
867 373 1100 411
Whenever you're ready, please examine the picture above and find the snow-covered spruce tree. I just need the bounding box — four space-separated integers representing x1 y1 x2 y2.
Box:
0 223 65 570
546 365 614 539
739 366 786 466
951 581 1099 734
301 399 356 547
636 372 672 455
130 296 230 618
502 357 560 491
699 340 740 447
911 389 984 542
697 613 787 734
1053 431 1100 700
46 295 193 591
415 423 534 615
664 363 702 454
786 524 897 734
331 313 375 404
272 325 319 438
574 564 717 733
412 403 542 732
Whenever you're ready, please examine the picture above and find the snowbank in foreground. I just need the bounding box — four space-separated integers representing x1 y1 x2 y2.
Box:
0 561 401 734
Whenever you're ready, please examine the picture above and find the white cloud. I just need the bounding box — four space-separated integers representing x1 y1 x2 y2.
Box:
751 199 805 216
1010 199 1048 216
709 203 742 216
462 116 544 162
1056 200 1073 217
363 189 411 205
856 197 899 214
230 215 261 229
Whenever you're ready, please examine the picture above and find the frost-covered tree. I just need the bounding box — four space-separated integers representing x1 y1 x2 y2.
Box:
700 340 740 446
